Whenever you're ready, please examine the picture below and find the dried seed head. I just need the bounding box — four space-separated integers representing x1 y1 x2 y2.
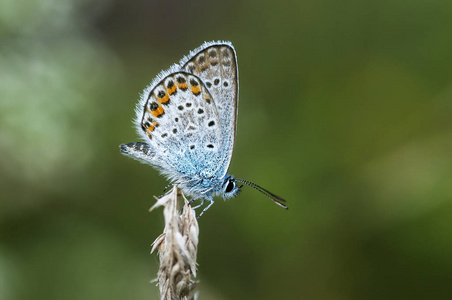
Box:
151 186 199 300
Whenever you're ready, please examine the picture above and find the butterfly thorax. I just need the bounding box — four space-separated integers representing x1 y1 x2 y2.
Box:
175 173 240 200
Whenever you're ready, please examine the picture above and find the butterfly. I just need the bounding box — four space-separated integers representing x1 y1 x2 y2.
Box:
120 41 287 217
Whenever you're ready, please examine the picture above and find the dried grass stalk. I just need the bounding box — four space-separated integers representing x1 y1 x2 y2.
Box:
150 185 199 300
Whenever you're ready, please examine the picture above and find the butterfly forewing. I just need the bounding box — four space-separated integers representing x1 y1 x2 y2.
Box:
137 71 223 180
181 42 239 178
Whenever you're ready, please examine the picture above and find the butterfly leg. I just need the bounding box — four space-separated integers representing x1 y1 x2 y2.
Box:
162 184 173 193
190 198 204 210
197 196 214 218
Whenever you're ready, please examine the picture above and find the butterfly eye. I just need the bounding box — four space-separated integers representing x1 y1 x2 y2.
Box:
225 179 235 193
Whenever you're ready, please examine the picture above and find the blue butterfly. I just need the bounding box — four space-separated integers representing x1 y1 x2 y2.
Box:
120 41 287 217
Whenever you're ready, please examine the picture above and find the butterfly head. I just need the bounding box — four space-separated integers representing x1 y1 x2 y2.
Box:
221 175 242 199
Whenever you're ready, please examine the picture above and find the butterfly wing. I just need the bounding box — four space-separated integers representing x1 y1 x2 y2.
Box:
121 69 224 190
180 41 239 179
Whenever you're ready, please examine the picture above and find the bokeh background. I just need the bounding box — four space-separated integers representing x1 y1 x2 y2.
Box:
1 0 452 299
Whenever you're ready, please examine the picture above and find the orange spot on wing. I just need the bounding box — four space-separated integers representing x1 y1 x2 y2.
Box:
151 105 164 118
191 86 201 95
159 94 170 104
167 85 177 95
146 121 158 132
177 83 188 90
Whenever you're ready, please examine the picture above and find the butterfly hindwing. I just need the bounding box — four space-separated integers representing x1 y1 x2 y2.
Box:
180 41 239 178
132 71 223 181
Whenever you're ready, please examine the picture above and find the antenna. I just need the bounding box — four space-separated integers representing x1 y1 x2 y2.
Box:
235 179 288 209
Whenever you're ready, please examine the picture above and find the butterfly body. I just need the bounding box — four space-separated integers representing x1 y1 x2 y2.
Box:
121 41 286 216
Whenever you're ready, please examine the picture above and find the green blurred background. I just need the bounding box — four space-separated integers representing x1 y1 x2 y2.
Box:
1 0 451 299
